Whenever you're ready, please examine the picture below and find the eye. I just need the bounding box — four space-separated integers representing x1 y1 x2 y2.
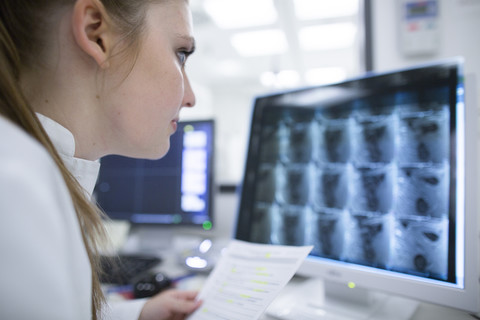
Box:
177 51 186 65
177 50 192 67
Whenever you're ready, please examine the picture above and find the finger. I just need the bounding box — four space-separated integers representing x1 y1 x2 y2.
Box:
170 297 202 314
172 290 199 300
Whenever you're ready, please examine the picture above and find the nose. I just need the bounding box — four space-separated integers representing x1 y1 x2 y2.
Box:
182 73 196 108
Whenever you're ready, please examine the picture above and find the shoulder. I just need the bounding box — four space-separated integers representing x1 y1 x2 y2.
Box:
0 116 74 201
0 116 92 319
0 116 54 171
0 116 84 246
0 116 69 206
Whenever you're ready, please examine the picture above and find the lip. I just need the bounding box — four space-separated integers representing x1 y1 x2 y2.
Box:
171 118 179 133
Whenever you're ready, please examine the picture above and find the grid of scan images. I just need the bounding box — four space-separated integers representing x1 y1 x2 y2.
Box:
250 87 451 280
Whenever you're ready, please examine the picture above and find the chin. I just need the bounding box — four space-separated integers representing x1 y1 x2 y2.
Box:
124 137 170 160
146 142 170 160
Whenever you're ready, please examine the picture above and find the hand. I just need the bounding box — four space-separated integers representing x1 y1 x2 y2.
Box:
138 289 202 320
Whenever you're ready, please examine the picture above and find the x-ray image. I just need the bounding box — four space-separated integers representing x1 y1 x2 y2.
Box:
353 114 396 164
344 211 393 268
308 208 346 260
392 216 448 280
351 165 394 214
255 164 278 203
285 122 314 163
271 205 306 246
398 108 449 164
259 125 285 164
278 164 311 206
316 118 352 163
313 163 349 210
248 85 451 275
396 164 449 218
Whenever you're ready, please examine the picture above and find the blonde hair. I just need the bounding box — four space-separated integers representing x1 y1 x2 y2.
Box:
0 1 156 318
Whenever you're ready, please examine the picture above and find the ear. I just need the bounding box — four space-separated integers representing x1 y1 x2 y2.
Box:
72 0 113 69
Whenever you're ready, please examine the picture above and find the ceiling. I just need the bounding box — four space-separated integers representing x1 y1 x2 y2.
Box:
187 0 366 95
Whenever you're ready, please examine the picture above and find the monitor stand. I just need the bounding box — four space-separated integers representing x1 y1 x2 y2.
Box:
266 278 419 320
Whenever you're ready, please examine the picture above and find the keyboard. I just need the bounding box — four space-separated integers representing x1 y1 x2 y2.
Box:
100 254 162 285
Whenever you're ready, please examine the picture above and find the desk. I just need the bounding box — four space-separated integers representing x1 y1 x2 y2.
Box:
141 257 476 320
172 273 475 320
259 302 476 320
106 233 477 320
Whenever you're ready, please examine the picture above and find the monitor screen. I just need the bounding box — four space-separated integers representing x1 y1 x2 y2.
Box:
235 59 479 317
94 120 214 230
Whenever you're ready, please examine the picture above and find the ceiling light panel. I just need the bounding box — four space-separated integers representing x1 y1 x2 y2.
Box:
299 23 357 51
293 0 359 20
204 0 278 29
231 29 288 57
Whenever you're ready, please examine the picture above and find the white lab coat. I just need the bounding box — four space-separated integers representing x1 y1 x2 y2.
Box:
0 115 145 319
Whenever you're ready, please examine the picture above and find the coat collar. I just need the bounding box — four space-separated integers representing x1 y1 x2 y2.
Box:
36 113 100 198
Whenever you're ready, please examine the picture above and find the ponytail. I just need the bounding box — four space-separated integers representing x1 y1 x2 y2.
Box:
0 4 108 319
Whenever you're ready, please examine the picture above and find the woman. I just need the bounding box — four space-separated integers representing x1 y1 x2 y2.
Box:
0 0 201 319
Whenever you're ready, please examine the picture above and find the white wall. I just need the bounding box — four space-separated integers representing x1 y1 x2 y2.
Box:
372 0 480 74
372 0 480 125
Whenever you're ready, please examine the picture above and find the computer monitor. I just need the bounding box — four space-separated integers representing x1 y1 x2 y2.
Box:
94 119 215 252
235 58 479 319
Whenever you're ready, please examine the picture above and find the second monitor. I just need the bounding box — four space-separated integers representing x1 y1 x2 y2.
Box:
94 119 215 250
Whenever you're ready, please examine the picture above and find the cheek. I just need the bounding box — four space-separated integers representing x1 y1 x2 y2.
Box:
136 58 184 114
113 80 183 156
156 65 185 104
101 51 185 157
108 105 170 159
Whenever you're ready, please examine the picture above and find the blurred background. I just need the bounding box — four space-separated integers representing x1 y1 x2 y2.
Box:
179 0 480 187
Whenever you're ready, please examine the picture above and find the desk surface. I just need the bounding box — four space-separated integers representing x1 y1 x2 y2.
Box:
108 233 477 320
147 249 476 320
175 273 475 320
259 304 475 320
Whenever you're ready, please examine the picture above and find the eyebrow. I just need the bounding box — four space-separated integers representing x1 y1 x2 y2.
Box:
176 34 196 53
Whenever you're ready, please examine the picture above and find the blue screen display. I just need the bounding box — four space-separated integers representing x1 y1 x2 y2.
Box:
94 120 214 227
